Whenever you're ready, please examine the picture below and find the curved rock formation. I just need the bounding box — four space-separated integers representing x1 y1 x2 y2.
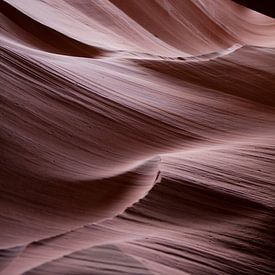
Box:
1 0 274 274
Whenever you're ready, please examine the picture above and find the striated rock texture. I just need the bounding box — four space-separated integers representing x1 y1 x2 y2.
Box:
0 0 275 274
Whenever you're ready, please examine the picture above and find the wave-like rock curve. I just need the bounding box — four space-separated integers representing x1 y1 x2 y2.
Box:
0 0 275 274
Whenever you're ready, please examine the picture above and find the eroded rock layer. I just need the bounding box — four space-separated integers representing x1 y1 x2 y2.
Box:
1 0 275 274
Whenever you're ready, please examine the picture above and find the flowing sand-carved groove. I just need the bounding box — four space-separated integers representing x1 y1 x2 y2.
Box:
1 0 275 274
